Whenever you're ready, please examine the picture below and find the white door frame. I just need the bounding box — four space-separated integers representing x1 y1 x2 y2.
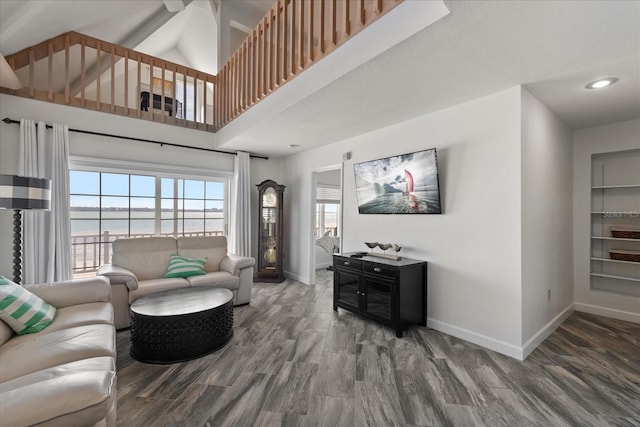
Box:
308 163 344 285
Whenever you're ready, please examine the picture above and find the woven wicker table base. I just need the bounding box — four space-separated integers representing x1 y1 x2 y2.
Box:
130 288 234 364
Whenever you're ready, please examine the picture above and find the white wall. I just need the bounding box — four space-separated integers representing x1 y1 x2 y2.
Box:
573 119 640 322
0 94 281 277
282 87 525 357
520 88 574 355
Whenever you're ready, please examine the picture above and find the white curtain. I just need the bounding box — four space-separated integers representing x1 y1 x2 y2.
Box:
19 119 72 283
229 151 251 257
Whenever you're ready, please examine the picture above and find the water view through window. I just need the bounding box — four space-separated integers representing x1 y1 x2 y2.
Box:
70 170 226 275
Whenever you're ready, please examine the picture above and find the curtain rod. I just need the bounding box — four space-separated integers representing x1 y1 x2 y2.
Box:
1 117 268 160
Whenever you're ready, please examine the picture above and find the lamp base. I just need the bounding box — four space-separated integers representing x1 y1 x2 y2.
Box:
12 209 22 285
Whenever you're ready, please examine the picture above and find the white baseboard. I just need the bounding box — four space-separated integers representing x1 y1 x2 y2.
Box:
521 303 575 359
315 262 332 269
574 303 640 324
427 318 525 361
284 270 309 284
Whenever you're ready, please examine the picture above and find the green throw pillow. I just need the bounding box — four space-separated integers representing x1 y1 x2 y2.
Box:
163 255 207 278
0 276 57 335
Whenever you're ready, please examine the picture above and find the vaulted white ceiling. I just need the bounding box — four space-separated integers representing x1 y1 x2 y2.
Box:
1 0 638 157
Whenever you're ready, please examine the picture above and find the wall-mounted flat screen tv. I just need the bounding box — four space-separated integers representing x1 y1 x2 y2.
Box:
353 148 441 214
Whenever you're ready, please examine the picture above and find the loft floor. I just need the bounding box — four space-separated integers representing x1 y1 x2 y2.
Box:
115 269 640 426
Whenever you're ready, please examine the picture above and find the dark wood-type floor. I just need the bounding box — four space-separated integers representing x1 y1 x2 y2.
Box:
116 269 640 426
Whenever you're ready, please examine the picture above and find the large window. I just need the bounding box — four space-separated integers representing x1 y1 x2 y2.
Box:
70 169 227 276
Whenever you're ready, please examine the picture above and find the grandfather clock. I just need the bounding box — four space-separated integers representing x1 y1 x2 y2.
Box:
256 180 285 282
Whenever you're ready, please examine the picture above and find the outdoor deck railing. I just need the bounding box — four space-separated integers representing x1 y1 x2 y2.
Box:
2 0 403 132
72 230 224 274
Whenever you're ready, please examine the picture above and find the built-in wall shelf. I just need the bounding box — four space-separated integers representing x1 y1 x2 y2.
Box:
591 236 640 242
591 272 640 283
590 150 640 293
592 184 640 189
591 257 640 266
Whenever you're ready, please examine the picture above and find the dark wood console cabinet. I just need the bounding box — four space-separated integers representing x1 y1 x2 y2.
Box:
333 253 427 337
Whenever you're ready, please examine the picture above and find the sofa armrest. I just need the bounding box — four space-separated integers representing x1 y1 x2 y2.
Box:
97 264 139 291
220 254 256 276
24 277 111 308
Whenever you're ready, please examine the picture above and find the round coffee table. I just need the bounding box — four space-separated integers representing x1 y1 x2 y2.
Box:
129 287 234 364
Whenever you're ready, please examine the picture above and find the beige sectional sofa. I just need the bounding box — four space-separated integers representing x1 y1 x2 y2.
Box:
98 235 255 329
0 276 117 426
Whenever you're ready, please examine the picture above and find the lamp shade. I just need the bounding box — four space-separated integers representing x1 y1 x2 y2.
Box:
0 175 51 210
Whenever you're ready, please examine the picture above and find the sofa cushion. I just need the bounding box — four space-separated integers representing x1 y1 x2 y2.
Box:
163 255 207 278
43 302 114 334
0 363 116 427
128 277 190 304
0 324 115 383
187 271 240 290
112 237 177 280
177 236 228 272
0 275 56 335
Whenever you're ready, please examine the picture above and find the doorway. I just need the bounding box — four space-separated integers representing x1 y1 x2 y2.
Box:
310 166 343 285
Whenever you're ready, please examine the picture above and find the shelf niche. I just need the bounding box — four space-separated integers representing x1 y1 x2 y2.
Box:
590 149 640 296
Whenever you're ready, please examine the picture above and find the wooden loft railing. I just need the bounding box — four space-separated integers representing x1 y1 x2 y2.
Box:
2 32 218 132
217 0 403 127
1 0 403 133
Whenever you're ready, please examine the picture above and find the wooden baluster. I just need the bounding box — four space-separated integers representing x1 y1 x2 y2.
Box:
172 66 177 119
183 71 187 122
267 9 273 93
29 50 34 97
64 35 70 104
298 0 304 71
308 0 314 63
283 0 289 81
193 75 197 124
203 73 208 124
80 42 85 106
290 0 296 76
96 41 101 110
331 0 337 47
161 63 166 122
48 42 53 101
136 54 141 117
359 0 365 26
148 60 153 120
110 46 115 112
275 1 281 86
124 51 129 115
319 0 325 55
375 0 382 14
344 0 351 37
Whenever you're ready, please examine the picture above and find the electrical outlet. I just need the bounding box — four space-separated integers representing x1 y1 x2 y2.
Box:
547 289 551 301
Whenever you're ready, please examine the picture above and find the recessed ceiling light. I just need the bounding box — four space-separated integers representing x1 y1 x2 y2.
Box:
288 144 300 148
585 78 618 89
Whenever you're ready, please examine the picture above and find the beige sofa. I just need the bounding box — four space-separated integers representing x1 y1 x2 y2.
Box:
98 236 255 329
0 276 117 426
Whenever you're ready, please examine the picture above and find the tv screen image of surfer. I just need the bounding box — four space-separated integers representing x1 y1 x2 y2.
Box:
353 148 441 214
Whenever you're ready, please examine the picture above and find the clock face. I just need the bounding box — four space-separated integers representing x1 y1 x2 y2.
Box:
263 188 277 207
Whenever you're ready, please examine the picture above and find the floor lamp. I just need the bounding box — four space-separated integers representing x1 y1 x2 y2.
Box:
0 175 51 284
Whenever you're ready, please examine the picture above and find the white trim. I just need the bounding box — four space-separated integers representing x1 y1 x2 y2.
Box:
284 269 309 284
522 303 575 359
427 318 525 360
70 155 233 180
575 302 640 324
315 262 332 269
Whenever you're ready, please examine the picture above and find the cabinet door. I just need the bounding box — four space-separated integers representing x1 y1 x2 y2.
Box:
335 268 360 309
362 275 394 321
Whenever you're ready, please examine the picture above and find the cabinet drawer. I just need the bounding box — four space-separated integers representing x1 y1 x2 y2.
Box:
363 263 397 279
335 257 362 271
